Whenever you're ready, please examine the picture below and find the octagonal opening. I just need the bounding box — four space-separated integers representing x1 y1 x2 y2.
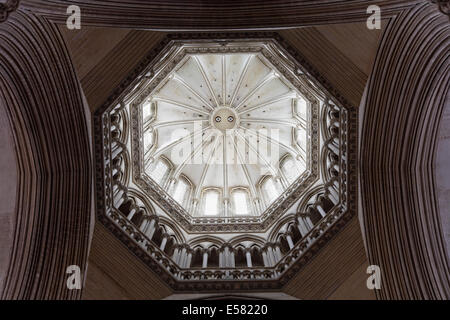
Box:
96 36 351 289
140 51 312 218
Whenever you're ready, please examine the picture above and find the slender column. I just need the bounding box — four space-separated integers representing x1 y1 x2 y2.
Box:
139 217 150 232
185 252 192 268
332 163 340 171
297 216 309 236
332 179 339 190
303 215 314 229
275 246 282 261
127 208 136 220
172 248 179 263
245 250 252 268
167 178 177 195
179 247 187 266
262 251 269 267
113 189 125 207
327 142 339 156
265 247 274 266
253 198 263 216
224 247 230 267
114 197 125 211
277 173 289 190
327 189 339 204
328 184 339 197
230 250 235 268
219 250 224 267
111 143 123 160
317 204 326 217
191 199 199 216
286 235 294 249
146 219 156 239
223 199 229 217
202 251 208 268
159 236 167 251
143 218 155 233
222 134 229 217
110 122 118 132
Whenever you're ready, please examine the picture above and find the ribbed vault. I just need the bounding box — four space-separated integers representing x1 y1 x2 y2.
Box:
95 34 352 291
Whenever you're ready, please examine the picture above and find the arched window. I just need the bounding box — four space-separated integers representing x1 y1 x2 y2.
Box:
261 176 281 204
279 236 290 254
208 247 219 268
289 223 302 244
172 176 191 206
280 155 302 184
295 128 307 152
231 188 251 215
250 246 264 267
142 100 156 123
130 208 145 227
118 199 133 217
234 247 247 268
203 189 221 216
142 101 157 161
144 130 155 153
150 158 170 185
295 96 308 120
164 237 175 256
152 226 164 247
191 248 204 268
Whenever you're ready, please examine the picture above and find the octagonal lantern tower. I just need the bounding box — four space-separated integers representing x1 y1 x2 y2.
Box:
94 34 356 291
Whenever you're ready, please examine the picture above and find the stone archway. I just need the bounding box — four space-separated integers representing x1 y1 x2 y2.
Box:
360 2 450 299
0 10 92 299
0 0 448 299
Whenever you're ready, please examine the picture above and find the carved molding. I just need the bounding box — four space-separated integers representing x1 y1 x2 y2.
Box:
19 0 421 29
0 11 92 299
360 2 450 299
